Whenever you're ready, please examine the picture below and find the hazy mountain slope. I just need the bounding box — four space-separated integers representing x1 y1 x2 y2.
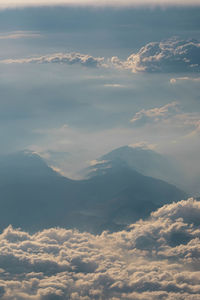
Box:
84 146 183 188
0 151 187 233
77 165 187 232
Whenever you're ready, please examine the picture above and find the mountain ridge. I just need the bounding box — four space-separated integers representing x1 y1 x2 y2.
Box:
0 149 187 233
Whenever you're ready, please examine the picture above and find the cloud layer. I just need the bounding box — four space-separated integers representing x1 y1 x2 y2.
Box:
0 0 200 9
111 39 200 73
2 52 105 68
0 198 200 299
2 39 200 73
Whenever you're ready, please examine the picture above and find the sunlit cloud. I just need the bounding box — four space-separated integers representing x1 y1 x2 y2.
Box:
1 52 106 68
89 159 108 166
3 39 199 74
111 39 200 73
130 102 179 124
104 83 126 88
170 76 200 84
0 198 200 299
130 103 200 142
129 141 157 150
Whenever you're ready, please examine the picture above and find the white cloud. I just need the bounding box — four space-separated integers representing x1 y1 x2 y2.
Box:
0 31 41 40
0 0 200 9
0 198 200 299
89 159 108 166
170 77 200 84
129 141 157 150
2 39 200 74
130 102 179 124
1 52 106 68
104 84 126 88
130 103 200 139
111 39 200 73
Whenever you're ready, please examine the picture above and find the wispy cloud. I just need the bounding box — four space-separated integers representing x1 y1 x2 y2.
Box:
0 31 41 40
130 103 200 138
170 76 200 84
104 83 126 88
129 141 157 150
130 102 179 124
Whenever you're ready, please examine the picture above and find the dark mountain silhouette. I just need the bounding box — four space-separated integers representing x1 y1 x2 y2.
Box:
0 150 187 233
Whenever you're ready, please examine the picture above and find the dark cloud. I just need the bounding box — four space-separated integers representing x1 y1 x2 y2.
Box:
111 39 200 73
0 198 200 299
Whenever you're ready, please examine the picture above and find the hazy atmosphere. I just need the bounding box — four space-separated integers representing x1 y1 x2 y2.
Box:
0 1 200 299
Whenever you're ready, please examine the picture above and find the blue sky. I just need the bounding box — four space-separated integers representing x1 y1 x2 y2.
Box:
0 3 199 183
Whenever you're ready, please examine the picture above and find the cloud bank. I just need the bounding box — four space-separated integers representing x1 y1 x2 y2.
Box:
2 39 200 73
0 198 200 299
0 0 200 9
2 52 105 68
111 39 200 73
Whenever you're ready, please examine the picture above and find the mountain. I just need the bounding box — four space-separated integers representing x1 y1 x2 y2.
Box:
84 146 184 188
0 150 187 233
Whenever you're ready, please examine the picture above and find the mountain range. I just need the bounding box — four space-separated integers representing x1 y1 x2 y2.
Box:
0 147 187 233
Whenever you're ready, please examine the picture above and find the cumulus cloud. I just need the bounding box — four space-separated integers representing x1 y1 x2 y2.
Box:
0 0 200 9
2 39 200 73
0 198 200 299
111 39 200 73
1 52 106 68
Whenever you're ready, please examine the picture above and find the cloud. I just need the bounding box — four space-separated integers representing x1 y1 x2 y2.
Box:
89 159 108 166
2 39 200 73
0 198 200 299
130 102 179 125
129 141 157 150
0 31 41 40
0 0 200 9
1 52 106 68
111 39 200 73
130 103 200 138
170 77 200 84
104 84 126 88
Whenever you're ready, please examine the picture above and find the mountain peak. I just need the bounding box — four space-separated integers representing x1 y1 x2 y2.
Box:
84 145 181 187
0 150 62 180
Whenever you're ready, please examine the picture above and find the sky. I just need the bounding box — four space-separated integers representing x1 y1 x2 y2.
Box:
0 2 199 185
